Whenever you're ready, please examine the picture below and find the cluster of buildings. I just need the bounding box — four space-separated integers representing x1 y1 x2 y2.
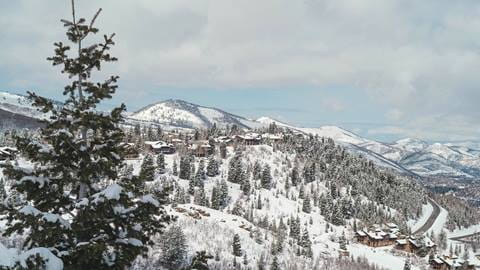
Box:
355 223 436 254
136 132 284 158
355 223 479 269
429 254 476 270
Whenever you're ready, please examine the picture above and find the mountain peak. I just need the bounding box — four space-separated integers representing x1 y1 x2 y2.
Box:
130 98 255 129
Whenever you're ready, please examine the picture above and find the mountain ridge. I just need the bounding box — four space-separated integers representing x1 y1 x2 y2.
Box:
1 90 479 181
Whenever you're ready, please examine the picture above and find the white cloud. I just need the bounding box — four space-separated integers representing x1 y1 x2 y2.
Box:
2 0 480 140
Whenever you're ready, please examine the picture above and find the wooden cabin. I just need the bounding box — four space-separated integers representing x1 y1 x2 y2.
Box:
189 141 213 157
429 255 476 270
355 228 398 247
234 133 261 146
261 133 283 144
144 141 176 154
395 235 435 255
213 136 234 147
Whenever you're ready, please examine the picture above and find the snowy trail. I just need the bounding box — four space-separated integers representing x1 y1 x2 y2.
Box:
413 198 440 235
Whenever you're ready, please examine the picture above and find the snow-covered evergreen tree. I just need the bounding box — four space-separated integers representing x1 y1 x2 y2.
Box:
403 259 411 270
158 225 187 269
140 154 155 182
302 195 311 213
0 2 170 268
206 157 219 177
232 234 242 257
156 153 165 174
261 165 272 189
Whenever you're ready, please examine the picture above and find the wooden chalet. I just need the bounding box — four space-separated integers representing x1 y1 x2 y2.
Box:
429 255 476 270
189 140 213 157
213 136 234 147
144 141 176 154
234 133 261 146
395 235 435 254
261 133 283 144
0 147 17 161
355 227 399 247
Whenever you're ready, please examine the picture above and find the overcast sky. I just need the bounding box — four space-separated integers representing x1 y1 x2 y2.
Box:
1 0 480 142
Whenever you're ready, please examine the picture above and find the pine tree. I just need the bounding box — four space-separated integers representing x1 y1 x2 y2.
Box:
291 166 299 186
188 178 196 196
403 259 411 270
220 179 229 207
228 153 243 184
241 177 251 196
232 233 242 257
339 231 347 251
159 225 187 269
139 154 155 182
302 195 311 213
271 256 280 270
179 156 191 180
210 186 220 210
0 2 170 268
253 161 262 180
172 159 178 176
261 165 272 189
194 186 207 206
301 227 313 258
206 157 219 177
156 153 165 174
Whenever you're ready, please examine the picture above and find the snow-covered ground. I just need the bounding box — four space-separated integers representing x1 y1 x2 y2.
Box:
448 223 480 238
426 205 448 235
408 202 433 232
349 245 422 270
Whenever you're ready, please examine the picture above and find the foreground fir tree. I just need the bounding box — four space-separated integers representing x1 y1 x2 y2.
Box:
1 1 170 269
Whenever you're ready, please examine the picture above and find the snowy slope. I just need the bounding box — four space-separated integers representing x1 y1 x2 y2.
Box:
0 91 63 129
257 117 480 180
129 99 258 129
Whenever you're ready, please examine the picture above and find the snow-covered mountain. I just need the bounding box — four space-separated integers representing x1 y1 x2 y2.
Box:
128 99 261 129
0 91 51 129
2 91 480 181
263 118 480 180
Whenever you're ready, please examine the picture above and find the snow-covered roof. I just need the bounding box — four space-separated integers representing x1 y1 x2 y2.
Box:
144 141 173 149
261 133 283 140
365 230 384 240
396 239 407 245
356 231 366 237
237 133 261 140
386 223 398 228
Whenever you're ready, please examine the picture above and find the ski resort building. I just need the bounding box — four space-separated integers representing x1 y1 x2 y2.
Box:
429 255 476 270
355 224 400 247
234 133 261 146
144 141 176 154
189 140 213 157
395 235 435 254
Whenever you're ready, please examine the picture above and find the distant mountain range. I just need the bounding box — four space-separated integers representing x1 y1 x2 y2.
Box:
2 90 480 181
